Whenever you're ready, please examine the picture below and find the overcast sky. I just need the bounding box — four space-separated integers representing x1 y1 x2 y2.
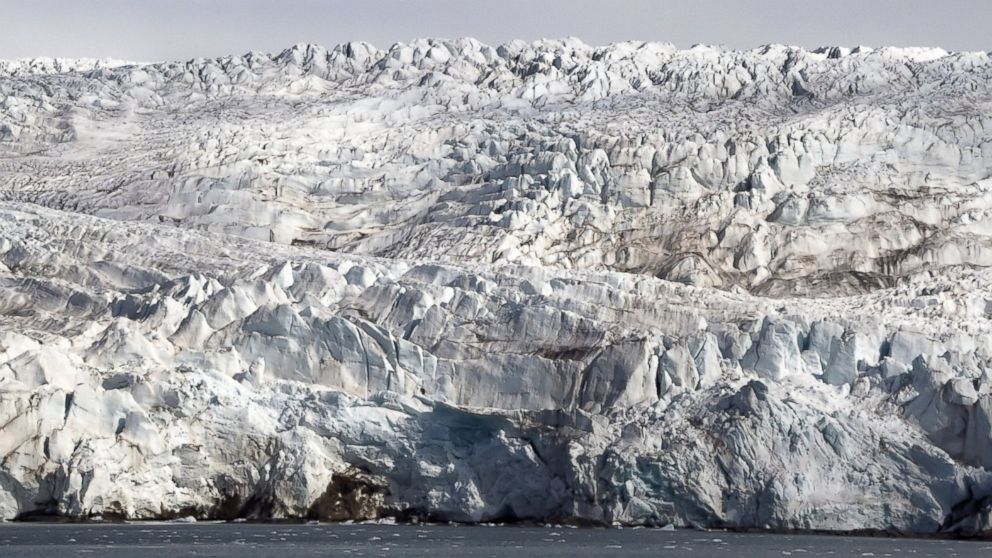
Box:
2 0 989 61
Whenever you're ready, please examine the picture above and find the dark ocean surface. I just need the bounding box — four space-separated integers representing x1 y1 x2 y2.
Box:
1 522 990 557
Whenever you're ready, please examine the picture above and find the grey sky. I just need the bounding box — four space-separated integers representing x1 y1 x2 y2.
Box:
1 0 989 61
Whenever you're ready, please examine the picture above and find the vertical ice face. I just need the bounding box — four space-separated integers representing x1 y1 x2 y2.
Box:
0 41 991 534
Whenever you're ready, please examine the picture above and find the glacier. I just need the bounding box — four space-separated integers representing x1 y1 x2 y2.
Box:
1 38 991 534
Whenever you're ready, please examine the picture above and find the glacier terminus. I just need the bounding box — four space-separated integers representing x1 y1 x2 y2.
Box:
0 39 991 536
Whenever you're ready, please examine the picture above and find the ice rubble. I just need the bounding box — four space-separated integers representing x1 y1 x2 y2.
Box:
1 39 992 534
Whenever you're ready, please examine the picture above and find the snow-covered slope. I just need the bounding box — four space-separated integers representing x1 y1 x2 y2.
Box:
1 40 991 534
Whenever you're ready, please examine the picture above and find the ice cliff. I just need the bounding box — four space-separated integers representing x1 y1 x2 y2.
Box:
1 39 992 534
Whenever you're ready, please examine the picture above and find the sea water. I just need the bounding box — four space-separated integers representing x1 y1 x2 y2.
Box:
1 522 990 557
